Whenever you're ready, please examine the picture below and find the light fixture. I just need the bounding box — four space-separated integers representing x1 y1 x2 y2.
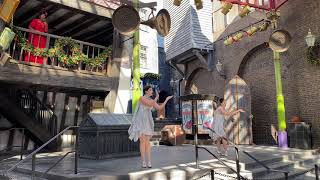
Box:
305 29 316 47
173 0 182 6
246 26 258 36
224 36 234 46
221 2 233 15
194 0 203 10
216 60 223 73
258 22 270 32
232 32 243 42
239 5 251 18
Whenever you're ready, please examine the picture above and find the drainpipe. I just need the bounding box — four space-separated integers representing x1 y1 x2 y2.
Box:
178 78 184 118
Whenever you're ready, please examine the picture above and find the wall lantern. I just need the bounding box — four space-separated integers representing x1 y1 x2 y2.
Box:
305 29 316 47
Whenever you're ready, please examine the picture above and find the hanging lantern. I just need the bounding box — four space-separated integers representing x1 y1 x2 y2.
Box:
224 36 234 46
221 2 233 15
173 0 182 6
233 32 243 42
194 0 203 10
258 22 270 31
0 27 16 51
246 26 258 36
0 0 20 23
239 5 251 18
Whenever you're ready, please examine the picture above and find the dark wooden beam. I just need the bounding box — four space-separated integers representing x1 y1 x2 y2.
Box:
15 3 52 27
90 33 112 45
48 11 77 29
0 82 110 97
87 27 114 44
44 0 113 19
52 16 88 35
80 26 113 41
61 18 102 37
21 5 60 28
17 0 29 9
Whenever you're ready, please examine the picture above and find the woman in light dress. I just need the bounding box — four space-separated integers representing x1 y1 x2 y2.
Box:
210 98 244 156
128 85 173 168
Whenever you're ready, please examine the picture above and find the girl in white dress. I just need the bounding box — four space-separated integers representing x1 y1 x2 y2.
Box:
210 98 244 156
128 85 173 168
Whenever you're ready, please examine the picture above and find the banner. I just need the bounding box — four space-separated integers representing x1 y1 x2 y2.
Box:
182 101 192 134
197 100 214 133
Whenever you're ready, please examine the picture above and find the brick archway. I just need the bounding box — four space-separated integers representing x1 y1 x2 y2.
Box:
237 43 278 145
184 67 206 95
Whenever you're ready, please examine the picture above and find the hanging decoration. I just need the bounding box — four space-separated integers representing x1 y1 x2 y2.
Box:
0 0 20 23
14 29 112 67
222 19 271 46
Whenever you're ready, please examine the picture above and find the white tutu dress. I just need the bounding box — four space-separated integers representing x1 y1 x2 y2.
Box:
209 107 226 139
128 100 154 142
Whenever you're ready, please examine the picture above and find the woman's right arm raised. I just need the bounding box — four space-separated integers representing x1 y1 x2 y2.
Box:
139 96 155 108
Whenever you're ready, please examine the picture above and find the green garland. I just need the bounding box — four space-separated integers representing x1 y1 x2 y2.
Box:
141 73 161 80
14 29 112 67
307 41 320 66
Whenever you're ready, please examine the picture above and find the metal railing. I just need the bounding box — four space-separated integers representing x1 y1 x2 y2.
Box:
8 88 57 137
8 26 109 74
0 128 25 161
194 127 291 180
5 126 79 180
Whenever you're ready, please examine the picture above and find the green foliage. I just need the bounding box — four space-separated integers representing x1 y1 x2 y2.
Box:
14 29 112 67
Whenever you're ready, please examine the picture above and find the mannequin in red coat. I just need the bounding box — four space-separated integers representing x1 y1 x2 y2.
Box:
24 10 48 64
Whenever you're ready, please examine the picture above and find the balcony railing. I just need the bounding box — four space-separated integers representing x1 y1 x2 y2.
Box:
7 27 110 75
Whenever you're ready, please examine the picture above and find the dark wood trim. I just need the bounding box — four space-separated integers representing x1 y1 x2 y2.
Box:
52 16 89 34
44 0 113 19
15 3 52 26
62 18 102 37
59 94 69 132
76 25 113 41
48 11 77 28
17 0 29 9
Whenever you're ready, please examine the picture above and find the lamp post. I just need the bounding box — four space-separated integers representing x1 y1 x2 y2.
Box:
305 29 316 47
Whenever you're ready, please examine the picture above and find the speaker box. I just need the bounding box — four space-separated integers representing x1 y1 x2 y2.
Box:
160 125 185 146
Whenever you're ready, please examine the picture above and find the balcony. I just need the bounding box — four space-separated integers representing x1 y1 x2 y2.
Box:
0 27 118 96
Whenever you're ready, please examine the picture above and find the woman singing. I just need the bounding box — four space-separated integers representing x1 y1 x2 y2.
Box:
128 86 173 168
24 9 48 64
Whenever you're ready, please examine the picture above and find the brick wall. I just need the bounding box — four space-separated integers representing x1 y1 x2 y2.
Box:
179 0 320 147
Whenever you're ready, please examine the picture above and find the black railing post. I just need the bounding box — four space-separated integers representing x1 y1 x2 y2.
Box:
74 127 79 174
31 154 36 180
210 169 215 180
235 147 241 180
20 128 24 160
315 164 319 180
284 172 289 180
